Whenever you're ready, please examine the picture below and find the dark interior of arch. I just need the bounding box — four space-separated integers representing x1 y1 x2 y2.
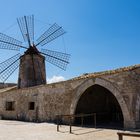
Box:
75 84 124 128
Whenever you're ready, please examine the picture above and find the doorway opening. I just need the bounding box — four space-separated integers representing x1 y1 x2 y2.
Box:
75 84 124 128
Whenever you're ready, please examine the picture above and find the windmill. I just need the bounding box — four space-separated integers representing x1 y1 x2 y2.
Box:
0 15 70 88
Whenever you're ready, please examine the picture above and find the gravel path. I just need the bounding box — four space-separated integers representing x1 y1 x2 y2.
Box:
0 120 139 140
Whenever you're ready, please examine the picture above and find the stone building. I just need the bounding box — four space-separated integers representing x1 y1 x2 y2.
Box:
0 64 140 129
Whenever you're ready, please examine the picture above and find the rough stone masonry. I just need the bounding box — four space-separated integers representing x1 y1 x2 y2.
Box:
0 64 140 129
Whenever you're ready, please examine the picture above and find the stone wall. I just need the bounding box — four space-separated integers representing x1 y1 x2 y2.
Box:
0 65 140 129
0 83 16 89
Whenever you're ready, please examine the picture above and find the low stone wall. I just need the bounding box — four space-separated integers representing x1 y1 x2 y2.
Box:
0 83 16 89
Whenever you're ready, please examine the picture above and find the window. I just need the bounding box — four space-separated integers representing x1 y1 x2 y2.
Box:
29 102 35 110
6 101 15 111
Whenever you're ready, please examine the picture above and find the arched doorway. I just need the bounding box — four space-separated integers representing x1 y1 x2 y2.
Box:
74 84 124 128
70 78 135 129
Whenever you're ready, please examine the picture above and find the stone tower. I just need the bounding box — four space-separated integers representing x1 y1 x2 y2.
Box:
18 46 46 88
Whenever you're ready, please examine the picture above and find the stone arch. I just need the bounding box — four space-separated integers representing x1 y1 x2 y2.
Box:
70 78 135 128
136 94 140 121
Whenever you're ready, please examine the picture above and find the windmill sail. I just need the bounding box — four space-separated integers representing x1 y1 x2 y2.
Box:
0 33 23 51
41 49 70 70
36 23 66 46
0 53 20 82
17 15 34 46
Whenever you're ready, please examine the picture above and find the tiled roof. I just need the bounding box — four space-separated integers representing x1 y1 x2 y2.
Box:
70 64 140 81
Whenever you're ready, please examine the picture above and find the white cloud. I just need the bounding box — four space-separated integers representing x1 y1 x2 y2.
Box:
47 75 65 84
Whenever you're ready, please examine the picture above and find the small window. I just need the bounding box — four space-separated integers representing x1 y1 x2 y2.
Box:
6 101 15 111
29 102 35 110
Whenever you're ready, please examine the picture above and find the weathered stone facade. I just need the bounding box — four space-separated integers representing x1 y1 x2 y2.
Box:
18 47 46 88
0 64 140 129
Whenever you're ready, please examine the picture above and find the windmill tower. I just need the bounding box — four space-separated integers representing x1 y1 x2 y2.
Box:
18 45 46 88
0 15 70 88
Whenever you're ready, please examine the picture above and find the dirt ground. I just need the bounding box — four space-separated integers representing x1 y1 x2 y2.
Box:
0 120 139 140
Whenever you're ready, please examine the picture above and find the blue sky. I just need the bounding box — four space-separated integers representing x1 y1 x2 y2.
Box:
0 0 140 83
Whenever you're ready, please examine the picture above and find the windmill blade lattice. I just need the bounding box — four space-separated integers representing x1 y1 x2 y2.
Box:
17 15 34 45
0 33 22 51
36 23 66 46
0 53 20 82
41 49 70 70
